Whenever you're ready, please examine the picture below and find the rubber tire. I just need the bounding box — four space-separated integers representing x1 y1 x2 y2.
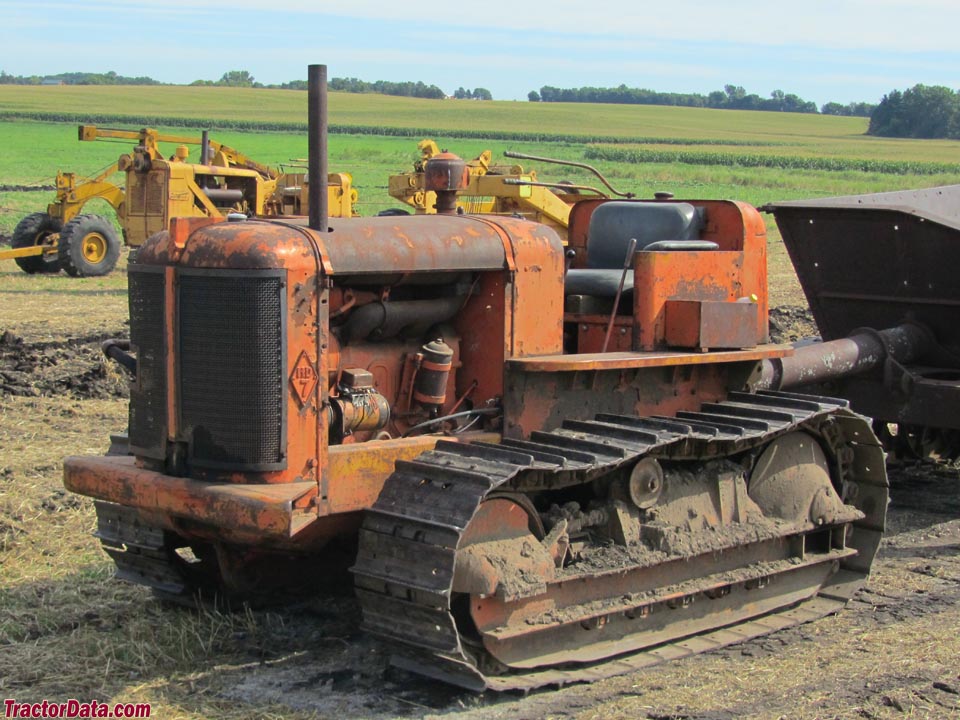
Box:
58 214 121 277
10 212 62 274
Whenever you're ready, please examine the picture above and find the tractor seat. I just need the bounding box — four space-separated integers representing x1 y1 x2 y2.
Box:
565 201 717 298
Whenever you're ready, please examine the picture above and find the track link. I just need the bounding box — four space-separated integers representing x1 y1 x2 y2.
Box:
94 500 190 595
352 391 888 691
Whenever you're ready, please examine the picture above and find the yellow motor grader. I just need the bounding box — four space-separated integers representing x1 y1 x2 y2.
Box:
3 125 357 277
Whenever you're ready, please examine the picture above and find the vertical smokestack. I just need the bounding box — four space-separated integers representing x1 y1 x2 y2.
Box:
199 130 210 189
308 64 329 232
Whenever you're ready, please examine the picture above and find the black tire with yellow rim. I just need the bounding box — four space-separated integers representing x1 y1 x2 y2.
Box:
58 214 121 277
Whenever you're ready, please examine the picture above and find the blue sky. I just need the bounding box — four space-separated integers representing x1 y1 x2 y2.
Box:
1 0 957 106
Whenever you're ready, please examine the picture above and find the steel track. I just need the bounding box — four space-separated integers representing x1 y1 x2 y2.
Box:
352 390 888 691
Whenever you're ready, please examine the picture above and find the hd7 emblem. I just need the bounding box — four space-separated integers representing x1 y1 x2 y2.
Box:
290 350 318 406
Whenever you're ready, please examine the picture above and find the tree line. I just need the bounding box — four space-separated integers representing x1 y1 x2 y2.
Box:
528 83 874 117
868 84 960 139
189 71 474 100
0 69 462 100
268 76 450 100
0 70 160 85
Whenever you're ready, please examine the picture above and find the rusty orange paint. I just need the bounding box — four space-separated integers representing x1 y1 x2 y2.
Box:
633 251 744 350
507 345 789 373
663 299 760 350
568 314 633 354
63 455 318 546
64 213 569 544
699 200 769 341
565 199 606 268
500 218 565 358
454 271 508 408
324 432 499 514
566 199 768 351
169 216 223 249
630 201 768 351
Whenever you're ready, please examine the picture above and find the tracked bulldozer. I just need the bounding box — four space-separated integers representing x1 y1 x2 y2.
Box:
64 66 888 691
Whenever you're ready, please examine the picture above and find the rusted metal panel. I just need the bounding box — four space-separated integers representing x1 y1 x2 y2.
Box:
497 218 565 358
317 215 507 274
571 315 633 353
503 360 757 439
768 184 960 229
326 436 450 514
508 346 789 373
633 250 750 351
453 272 508 409
827 373 960 429
664 299 759 350
63 455 317 542
141 219 320 272
766 187 960 347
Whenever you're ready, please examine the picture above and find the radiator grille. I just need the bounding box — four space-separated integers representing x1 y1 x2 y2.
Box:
178 271 286 470
128 267 167 457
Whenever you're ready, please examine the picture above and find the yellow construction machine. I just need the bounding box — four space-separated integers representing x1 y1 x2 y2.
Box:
3 125 358 277
386 140 621 240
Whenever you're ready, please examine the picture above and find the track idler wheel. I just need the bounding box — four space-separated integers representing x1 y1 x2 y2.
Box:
749 431 849 526
452 497 551 600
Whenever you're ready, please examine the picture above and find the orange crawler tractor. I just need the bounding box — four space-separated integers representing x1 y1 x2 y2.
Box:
64 67 887 691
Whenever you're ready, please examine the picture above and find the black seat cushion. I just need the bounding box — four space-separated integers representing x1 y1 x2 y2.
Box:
586 201 705 269
564 269 634 297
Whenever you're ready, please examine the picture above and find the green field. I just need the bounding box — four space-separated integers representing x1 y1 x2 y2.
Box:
2 85 959 239
0 84 873 138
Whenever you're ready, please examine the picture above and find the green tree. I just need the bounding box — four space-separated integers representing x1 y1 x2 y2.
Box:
218 70 256 87
528 90 541 102
869 84 960 138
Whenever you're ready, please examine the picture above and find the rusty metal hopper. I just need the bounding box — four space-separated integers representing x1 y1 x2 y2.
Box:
765 185 960 434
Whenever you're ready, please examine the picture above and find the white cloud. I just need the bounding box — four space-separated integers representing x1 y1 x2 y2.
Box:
29 0 960 54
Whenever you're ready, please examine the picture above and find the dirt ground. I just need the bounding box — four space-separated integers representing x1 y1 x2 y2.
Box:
1 243 959 720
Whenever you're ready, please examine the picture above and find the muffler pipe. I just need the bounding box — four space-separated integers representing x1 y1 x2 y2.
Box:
199 130 210 188
308 64 329 233
757 323 934 390
101 339 136 376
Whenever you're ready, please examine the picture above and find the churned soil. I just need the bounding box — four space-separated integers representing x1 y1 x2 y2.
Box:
0 329 129 399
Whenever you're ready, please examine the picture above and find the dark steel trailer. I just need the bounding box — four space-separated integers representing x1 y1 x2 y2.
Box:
764 186 960 457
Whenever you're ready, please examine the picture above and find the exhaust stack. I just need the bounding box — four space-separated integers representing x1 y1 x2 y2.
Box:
308 64 329 232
